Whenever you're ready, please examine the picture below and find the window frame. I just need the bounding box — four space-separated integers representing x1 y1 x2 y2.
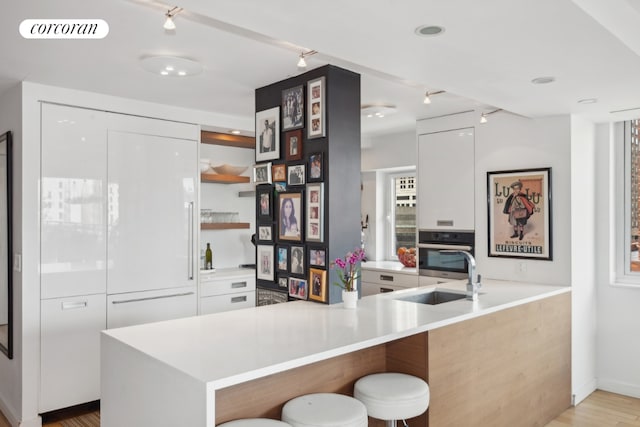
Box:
385 169 416 261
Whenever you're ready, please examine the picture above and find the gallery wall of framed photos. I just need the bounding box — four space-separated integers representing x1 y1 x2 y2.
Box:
254 65 361 305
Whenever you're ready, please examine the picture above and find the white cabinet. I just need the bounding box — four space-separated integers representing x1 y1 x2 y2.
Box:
107 286 197 329
199 270 256 315
41 104 107 299
418 128 475 231
361 269 418 296
106 128 197 295
40 293 106 412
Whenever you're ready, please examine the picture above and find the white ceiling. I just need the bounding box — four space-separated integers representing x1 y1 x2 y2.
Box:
3 0 640 139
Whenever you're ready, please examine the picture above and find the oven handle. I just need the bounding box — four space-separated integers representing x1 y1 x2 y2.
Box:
418 243 473 251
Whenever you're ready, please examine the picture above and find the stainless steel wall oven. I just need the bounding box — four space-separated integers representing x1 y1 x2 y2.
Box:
417 230 475 280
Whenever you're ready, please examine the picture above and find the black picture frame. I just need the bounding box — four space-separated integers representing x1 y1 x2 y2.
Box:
487 167 552 260
277 245 289 272
256 185 273 220
258 225 273 242
287 164 306 186
0 131 12 359
308 152 323 182
290 245 305 276
308 245 326 268
282 85 304 131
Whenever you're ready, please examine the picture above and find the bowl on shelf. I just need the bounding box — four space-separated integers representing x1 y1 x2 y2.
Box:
211 164 248 176
200 159 212 173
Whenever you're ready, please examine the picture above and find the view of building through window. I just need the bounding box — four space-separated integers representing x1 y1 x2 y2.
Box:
630 119 640 272
393 175 416 253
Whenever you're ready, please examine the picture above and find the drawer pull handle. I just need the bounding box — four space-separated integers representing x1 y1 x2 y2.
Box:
231 281 247 289
380 274 394 282
380 287 394 293
231 296 247 303
62 301 88 310
112 291 194 305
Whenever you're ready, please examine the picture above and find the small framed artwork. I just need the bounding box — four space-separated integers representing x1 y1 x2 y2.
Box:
278 276 289 289
285 130 303 161
272 164 286 182
306 183 324 242
257 245 275 281
258 225 272 242
308 246 326 267
288 277 308 300
307 77 325 139
253 162 272 185
282 85 304 131
256 186 272 220
274 182 287 193
290 245 305 275
278 191 303 241
309 268 327 302
256 106 280 162
308 152 323 182
277 245 289 272
487 167 552 260
287 164 306 186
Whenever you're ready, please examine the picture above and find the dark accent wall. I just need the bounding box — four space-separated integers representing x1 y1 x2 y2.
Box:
255 65 361 304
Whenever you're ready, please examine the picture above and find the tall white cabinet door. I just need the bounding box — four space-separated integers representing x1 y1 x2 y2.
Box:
40 293 106 412
107 130 197 294
418 128 475 231
41 104 107 299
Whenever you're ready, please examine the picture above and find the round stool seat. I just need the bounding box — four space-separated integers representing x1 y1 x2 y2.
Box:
282 393 367 427
354 373 430 421
218 419 292 427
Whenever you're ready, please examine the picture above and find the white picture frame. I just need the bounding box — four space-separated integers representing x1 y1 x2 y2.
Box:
256 107 280 162
253 162 272 185
307 77 326 139
306 183 324 242
257 245 275 281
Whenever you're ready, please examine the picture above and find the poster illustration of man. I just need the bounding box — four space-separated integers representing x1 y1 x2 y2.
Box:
488 168 552 260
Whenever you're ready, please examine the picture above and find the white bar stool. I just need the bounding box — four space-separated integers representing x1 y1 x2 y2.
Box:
218 419 292 427
281 393 368 427
354 373 430 427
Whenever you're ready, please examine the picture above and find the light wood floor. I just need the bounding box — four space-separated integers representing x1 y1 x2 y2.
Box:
0 390 638 426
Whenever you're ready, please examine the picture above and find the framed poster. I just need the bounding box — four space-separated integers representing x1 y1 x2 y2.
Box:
256 185 272 220
307 77 325 139
288 277 308 300
306 183 323 242
253 162 272 185
257 245 275 281
282 85 304 130
278 191 303 241
285 130 303 161
308 152 323 182
256 107 280 161
487 168 552 260
309 268 327 302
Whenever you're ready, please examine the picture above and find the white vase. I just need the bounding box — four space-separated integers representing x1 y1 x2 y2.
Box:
342 289 358 309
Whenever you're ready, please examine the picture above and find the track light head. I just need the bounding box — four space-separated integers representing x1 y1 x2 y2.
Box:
423 92 432 104
163 6 182 31
480 113 488 124
297 53 307 69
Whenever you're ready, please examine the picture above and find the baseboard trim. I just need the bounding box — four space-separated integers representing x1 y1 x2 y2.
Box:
40 400 99 424
598 379 640 399
573 378 598 405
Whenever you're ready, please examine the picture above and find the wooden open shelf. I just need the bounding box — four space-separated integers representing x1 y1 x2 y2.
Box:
201 223 251 230
201 131 255 149
201 173 250 184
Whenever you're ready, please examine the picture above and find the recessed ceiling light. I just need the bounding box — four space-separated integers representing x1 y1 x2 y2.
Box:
361 104 397 118
415 25 445 37
577 98 598 104
140 55 203 77
531 76 555 85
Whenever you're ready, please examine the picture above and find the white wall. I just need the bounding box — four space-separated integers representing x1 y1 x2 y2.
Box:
596 122 640 399
361 130 416 172
0 81 253 426
570 116 598 404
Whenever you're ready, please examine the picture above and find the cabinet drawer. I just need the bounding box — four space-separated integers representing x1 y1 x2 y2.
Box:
200 276 256 297
200 291 256 315
40 293 106 412
361 270 418 288
107 286 197 329
362 282 408 297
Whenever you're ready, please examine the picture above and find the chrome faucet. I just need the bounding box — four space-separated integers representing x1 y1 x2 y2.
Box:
440 250 482 301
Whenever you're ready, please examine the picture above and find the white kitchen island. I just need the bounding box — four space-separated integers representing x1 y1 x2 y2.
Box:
101 279 571 427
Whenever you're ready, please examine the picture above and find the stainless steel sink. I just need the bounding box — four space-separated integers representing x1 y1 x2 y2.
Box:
396 289 466 305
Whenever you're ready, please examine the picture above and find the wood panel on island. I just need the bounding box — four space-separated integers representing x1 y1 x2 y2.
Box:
200 130 254 230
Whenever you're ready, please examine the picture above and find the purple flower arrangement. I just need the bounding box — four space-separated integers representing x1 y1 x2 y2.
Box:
332 248 366 292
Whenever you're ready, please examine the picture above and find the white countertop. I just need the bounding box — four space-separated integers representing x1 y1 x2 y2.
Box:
102 279 569 390
362 260 417 275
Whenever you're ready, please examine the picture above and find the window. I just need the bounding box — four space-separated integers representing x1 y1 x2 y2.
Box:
388 172 416 259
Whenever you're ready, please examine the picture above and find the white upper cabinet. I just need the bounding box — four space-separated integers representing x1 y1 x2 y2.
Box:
418 128 475 231
41 104 107 299
106 118 198 295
